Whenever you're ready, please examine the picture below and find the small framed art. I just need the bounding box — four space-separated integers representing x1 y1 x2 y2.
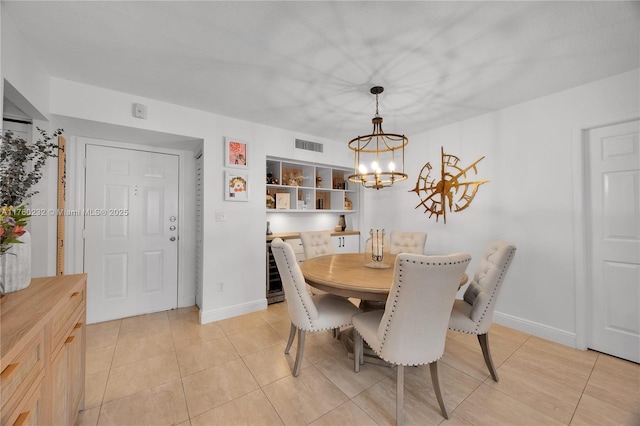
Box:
275 193 290 210
224 137 248 168
225 170 249 201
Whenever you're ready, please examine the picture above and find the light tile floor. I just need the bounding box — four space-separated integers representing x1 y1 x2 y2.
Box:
76 302 640 426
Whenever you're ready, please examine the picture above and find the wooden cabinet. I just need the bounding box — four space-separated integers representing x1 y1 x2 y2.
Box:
0 274 87 426
266 157 359 213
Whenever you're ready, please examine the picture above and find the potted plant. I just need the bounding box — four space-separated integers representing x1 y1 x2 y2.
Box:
0 127 63 294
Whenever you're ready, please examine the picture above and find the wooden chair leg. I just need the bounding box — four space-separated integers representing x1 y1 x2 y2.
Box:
430 361 449 419
478 333 499 382
354 330 362 372
292 328 305 377
285 323 296 354
396 365 404 426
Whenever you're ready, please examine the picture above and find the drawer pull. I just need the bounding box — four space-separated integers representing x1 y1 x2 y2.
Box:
1 362 20 379
74 322 83 329
65 336 75 344
70 291 80 298
14 411 31 426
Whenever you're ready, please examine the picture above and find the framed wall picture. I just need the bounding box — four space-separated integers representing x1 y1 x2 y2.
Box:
224 137 248 168
225 170 249 201
275 193 290 210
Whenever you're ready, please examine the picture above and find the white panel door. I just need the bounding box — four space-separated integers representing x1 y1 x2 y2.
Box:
588 120 640 363
84 145 179 323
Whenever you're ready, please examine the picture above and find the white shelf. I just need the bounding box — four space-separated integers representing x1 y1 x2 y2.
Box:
266 157 358 213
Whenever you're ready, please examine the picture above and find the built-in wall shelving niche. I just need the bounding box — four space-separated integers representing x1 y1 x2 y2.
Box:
266 157 358 213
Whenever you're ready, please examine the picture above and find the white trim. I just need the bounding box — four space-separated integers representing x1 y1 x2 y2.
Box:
493 312 577 348
66 136 195 313
199 299 268 324
571 112 640 351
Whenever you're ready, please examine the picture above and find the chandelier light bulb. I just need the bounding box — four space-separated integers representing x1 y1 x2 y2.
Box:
371 161 379 170
388 161 395 172
359 164 367 174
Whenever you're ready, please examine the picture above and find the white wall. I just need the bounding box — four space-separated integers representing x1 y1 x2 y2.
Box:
364 69 640 346
1 9 50 120
1 8 58 277
48 77 352 324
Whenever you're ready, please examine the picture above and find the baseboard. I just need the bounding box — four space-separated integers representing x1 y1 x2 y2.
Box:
493 311 577 348
199 298 268 324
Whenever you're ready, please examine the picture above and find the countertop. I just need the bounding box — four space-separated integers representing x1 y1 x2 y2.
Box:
266 230 360 241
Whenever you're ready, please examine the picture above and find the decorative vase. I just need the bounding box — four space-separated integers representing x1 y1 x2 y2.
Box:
364 229 390 269
0 231 32 294
338 215 346 231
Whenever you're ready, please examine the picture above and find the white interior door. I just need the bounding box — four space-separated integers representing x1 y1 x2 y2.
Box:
84 145 179 323
588 120 640 363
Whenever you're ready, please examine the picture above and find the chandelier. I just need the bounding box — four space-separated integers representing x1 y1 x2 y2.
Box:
348 86 408 190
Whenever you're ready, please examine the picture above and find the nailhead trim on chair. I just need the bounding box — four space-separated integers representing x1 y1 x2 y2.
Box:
449 247 515 334
277 245 315 328
374 257 471 366
276 244 354 333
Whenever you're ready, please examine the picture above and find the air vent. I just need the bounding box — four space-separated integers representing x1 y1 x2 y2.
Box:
295 138 323 153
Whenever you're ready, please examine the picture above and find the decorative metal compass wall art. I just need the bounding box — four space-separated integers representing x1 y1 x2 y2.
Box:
411 147 489 223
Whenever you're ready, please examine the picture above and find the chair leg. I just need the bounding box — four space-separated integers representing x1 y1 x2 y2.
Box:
285 323 296 354
396 364 404 426
354 330 362 373
429 361 449 419
292 328 306 377
478 333 499 382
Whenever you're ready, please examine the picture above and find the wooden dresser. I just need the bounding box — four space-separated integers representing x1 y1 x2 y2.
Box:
0 274 87 426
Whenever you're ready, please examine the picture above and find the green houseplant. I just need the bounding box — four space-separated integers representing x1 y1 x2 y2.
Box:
0 127 63 294
1 127 63 206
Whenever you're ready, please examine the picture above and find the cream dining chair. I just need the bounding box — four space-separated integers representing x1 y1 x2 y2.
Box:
448 239 516 382
299 230 335 258
270 238 361 376
389 231 427 254
352 252 471 424
299 230 335 297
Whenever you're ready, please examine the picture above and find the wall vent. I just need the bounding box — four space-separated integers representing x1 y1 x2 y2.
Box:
295 138 323 153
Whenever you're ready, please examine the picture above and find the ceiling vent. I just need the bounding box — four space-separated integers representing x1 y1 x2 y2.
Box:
295 138 323 153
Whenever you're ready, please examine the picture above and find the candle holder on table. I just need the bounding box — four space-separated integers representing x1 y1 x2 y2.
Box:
364 229 389 269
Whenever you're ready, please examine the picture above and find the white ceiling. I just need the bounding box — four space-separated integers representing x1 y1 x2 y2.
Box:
3 1 639 142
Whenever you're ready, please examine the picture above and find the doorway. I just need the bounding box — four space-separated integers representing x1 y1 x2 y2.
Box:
586 119 639 363
84 144 180 323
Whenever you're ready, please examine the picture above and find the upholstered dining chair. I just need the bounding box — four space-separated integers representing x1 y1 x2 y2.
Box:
299 230 335 259
352 252 471 424
448 239 517 382
299 230 335 296
270 238 361 377
389 231 427 254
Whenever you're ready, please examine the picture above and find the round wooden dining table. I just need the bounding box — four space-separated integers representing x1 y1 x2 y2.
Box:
300 252 468 365
300 252 468 302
